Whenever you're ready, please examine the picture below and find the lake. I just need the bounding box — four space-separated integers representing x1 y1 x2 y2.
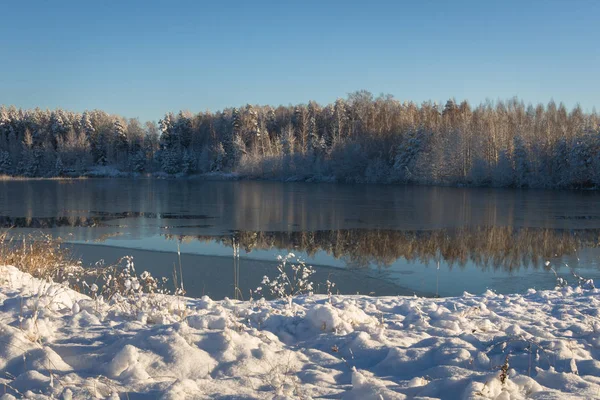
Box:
1 178 600 299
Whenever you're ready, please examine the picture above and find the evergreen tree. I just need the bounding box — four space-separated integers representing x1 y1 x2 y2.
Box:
552 138 570 187
54 156 64 176
493 149 513 187
0 150 11 174
18 130 38 176
570 136 594 187
159 113 176 149
332 99 347 145
176 111 193 148
114 119 128 152
229 108 244 166
181 149 195 175
393 129 423 183
130 150 146 173
210 143 226 172
513 136 529 187
161 147 181 174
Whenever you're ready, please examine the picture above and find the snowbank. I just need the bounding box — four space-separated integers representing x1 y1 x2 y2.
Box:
0 264 599 399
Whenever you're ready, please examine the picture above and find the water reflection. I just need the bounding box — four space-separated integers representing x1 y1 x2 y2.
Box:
166 227 600 271
2 179 600 295
2 179 600 233
2 214 600 273
0 213 213 229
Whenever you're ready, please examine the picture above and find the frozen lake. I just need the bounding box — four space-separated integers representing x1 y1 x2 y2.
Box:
2 178 600 298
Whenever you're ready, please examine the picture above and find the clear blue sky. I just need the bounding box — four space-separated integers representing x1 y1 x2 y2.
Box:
1 0 598 122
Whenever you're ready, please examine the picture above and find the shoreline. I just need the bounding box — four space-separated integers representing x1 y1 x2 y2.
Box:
67 242 430 299
1 171 599 191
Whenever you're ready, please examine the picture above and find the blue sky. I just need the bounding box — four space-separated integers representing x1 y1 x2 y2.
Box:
0 0 598 121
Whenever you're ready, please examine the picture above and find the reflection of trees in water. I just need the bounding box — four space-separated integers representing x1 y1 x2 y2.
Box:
0 215 107 228
166 227 600 271
4 213 599 271
0 212 213 229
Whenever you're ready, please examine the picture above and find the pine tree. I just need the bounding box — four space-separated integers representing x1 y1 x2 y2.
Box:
0 107 11 144
232 132 246 166
55 156 64 176
159 113 176 149
570 136 594 187
18 130 38 176
176 111 193 148
393 129 423 182
493 149 513 187
0 150 11 174
513 136 529 187
229 108 245 167
198 146 211 173
210 143 226 172
552 138 570 187
307 101 320 146
161 147 181 174
232 108 241 138
130 150 146 173
114 119 128 151
80 111 100 165
49 110 66 148
308 116 320 153
281 125 295 156
332 99 347 145
81 111 94 135
266 107 277 136
294 105 308 151
181 149 195 175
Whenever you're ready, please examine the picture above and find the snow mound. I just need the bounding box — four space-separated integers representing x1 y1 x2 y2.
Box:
306 300 378 333
0 264 599 398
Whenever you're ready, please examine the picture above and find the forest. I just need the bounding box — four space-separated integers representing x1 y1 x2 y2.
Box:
1 91 599 188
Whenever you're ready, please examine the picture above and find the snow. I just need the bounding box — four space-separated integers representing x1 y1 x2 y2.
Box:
1 264 599 399
84 166 129 178
187 172 241 181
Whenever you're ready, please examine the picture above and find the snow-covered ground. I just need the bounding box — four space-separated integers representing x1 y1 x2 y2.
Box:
0 264 599 399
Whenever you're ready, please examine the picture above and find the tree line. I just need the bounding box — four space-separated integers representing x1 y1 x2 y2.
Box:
1 91 599 188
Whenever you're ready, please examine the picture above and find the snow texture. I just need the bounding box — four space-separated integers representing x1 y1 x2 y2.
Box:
0 264 599 399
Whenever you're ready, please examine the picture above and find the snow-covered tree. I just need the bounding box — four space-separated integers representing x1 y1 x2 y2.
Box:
393 129 424 183
0 150 11 174
18 130 38 176
181 149 195 175
569 136 594 187
513 136 529 187
161 147 181 175
0 95 597 186
210 143 226 172
54 156 64 176
130 149 146 173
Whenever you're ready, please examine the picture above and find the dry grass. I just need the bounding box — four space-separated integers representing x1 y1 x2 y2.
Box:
0 230 79 281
